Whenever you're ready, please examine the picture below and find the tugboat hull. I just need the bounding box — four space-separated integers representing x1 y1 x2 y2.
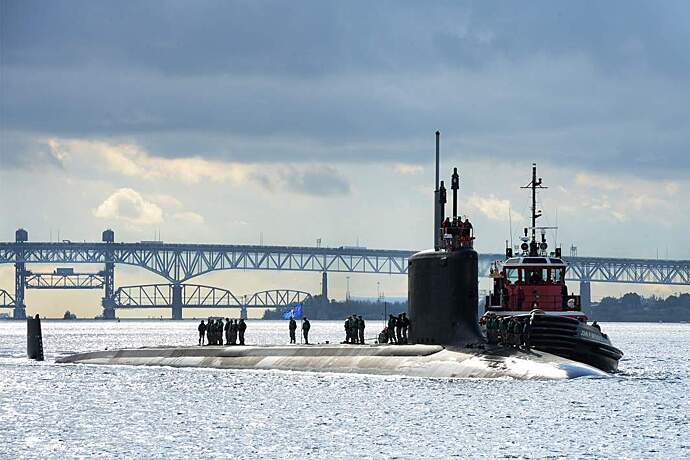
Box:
528 315 623 373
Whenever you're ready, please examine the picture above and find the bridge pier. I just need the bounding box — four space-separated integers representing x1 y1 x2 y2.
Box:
580 280 591 309
13 229 27 320
240 304 248 320
171 283 183 320
101 229 116 319
321 271 328 299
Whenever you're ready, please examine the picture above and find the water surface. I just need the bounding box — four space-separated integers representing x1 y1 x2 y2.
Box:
1 320 688 459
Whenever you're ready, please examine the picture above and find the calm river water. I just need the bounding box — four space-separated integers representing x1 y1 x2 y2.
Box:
1 320 689 459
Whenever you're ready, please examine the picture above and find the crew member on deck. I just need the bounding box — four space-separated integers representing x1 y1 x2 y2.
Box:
401 313 410 343
218 318 224 346
499 317 508 346
387 315 397 344
302 317 311 344
230 319 238 345
198 320 207 346
289 317 297 344
207 320 215 345
357 315 365 344
238 319 247 345
395 314 403 344
485 314 496 344
344 317 350 343
225 318 231 344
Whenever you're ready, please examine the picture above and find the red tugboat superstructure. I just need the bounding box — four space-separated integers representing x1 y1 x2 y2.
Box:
483 164 623 372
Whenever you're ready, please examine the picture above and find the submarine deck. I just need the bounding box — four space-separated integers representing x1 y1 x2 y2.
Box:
57 343 609 380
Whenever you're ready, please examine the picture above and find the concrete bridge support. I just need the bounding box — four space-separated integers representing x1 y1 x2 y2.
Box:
101 229 117 319
580 280 591 309
13 229 27 320
171 283 183 320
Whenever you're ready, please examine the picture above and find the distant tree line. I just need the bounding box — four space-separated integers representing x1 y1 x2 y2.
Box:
263 295 407 321
586 292 690 322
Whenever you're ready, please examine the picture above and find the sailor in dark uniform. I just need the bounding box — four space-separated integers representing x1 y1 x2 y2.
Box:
238 319 247 345
344 317 350 343
357 315 365 345
387 315 397 344
302 317 311 344
289 317 297 343
230 320 238 345
217 318 224 346
401 313 410 343
198 320 207 346
395 314 403 344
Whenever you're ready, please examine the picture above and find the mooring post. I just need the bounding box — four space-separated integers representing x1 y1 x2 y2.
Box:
27 314 44 361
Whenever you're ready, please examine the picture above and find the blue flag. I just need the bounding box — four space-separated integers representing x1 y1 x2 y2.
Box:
281 303 303 320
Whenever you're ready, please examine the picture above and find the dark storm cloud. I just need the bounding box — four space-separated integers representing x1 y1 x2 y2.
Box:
1 0 689 177
291 166 350 196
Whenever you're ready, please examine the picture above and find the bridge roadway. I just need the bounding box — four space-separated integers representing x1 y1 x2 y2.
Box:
1 240 689 319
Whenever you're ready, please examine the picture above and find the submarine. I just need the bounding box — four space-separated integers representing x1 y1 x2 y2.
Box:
58 132 609 380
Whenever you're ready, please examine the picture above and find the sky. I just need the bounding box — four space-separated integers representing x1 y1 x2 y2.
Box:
2 1 690 317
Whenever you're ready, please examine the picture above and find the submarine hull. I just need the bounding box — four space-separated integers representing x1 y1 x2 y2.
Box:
408 248 483 345
57 344 608 380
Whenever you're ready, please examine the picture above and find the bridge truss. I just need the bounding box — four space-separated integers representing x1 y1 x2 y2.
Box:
0 289 15 308
3 242 689 284
2 239 690 319
24 272 106 289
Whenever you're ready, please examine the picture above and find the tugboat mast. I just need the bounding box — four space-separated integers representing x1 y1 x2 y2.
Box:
521 163 547 255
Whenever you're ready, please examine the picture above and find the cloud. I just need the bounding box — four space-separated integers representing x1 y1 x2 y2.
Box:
47 138 254 185
467 194 523 222
147 194 183 209
93 188 163 225
2 2 689 180
172 211 205 225
392 163 423 175
574 173 622 191
290 166 350 196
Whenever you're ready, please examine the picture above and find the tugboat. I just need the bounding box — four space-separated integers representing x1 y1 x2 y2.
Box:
482 164 623 372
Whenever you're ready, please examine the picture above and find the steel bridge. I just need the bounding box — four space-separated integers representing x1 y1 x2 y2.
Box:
2 229 689 319
114 285 312 318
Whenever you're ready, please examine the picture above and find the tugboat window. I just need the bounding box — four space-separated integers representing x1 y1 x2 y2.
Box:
506 269 519 283
551 269 563 283
526 268 547 284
